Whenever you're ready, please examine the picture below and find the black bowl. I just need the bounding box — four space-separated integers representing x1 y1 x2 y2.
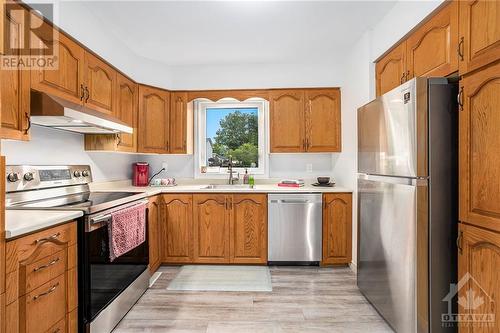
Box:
317 177 330 184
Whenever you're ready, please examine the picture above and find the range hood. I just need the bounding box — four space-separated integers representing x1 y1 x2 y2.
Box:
30 91 133 134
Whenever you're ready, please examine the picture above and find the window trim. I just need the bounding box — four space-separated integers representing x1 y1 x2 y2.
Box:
194 98 269 179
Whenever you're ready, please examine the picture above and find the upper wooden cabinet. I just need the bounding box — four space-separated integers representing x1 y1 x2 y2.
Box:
230 194 267 264
270 88 341 153
83 52 116 115
459 61 500 233
148 196 161 273
406 0 458 79
458 223 500 331
459 0 500 75
114 73 138 152
322 193 352 265
138 85 170 154
305 89 341 152
162 194 194 263
376 41 407 96
170 92 193 154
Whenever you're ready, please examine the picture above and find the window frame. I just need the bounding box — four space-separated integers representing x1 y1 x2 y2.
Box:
194 98 269 179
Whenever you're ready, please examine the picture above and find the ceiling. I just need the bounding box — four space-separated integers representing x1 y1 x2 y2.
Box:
78 1 397 67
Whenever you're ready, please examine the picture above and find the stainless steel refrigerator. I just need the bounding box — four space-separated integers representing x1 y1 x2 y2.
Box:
357 78 458 333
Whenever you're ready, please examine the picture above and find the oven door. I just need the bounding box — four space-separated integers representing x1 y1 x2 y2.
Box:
79 201 149 331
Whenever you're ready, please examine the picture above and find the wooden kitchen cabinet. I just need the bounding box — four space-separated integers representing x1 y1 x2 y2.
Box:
193 194 230 263
376 41 407 96
0 4 30 141
269 89 306 152
83 52 116 115
459 61 500 233
305 89 341 152
459 0 500 75
406 0 458 79
230 194 267 264
162 194 194 263
458 223 500 331
138 85 170 154
5 222 77 333
0 157 5 333
322 193 352 265
148 196 161 273
169 92 193 154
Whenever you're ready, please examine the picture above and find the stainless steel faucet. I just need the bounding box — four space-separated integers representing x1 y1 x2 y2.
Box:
227 156 239 185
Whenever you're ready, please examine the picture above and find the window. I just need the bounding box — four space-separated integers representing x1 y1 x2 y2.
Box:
195 98 268 177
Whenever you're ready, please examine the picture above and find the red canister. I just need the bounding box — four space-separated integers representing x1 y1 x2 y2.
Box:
132 162 149 186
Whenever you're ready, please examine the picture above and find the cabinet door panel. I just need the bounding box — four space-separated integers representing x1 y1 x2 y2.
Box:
306 89 341 152
458 223 500 332
115 74 137 152
407 1 458 78
193 194 230 263
322 193 352 265
459 0 500 74
84 52 115 115
230 194 267 264
170 92 189 154
148 196 161 273
269 90 305 152
376 41 406 96
459 62 500 232
162 194 193 263
138 85 170 154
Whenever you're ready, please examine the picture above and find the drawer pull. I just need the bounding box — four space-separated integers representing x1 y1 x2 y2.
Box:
33 257 60 272
52 329 61 333
33 282 59 300
35 232 65 245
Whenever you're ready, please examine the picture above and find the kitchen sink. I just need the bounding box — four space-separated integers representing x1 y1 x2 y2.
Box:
202 184 255 189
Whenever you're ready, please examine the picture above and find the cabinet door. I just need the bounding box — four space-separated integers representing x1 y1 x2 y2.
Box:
193 194 230 263
406 1 458 78
376 41 407 96
459 62 500 233
31 32 85 105
83 52 116 115
459 0 500 75
138 85 170 154
148 196 161 273
305 89 341 152
115 73 138 152
322 193 352 265
0 5 30 141
170 92 189 154
230 194 267 264
162 194 193 263
0 157 5 296
458 223 500 332
269 90 306 152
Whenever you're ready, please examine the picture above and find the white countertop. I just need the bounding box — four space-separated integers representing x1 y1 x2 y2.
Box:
5 210 83 239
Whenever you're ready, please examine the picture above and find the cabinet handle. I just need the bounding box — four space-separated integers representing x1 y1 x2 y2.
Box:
33 257 60 272
457 231 463 255
33 282 59 300
458 37 464 61
406 70 410 81
84 86 90 102
116 133 121 146
457 86 464 111
35 232 64 245
80 84 85 101
24 112 31 134
400 72 406 84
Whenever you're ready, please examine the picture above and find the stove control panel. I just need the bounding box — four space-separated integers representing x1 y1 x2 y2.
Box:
5 165 93 193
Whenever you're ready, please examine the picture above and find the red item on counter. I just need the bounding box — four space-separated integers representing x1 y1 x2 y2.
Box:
132 162 149 186
277 183 304 187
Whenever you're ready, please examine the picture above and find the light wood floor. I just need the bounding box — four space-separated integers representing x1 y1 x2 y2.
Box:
113 265 394 333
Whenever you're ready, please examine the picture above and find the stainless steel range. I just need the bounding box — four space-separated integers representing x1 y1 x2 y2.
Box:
5 165 150 333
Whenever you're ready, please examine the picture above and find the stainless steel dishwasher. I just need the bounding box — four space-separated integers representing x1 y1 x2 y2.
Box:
268 193 322 264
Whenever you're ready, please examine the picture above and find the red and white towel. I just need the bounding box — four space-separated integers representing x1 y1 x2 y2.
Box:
108 203 146 261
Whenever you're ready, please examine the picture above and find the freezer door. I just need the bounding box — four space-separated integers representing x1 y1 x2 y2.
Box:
357 174 429 333
358 78 428 178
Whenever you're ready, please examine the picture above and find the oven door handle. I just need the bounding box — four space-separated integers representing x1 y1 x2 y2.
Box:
87 199 149 231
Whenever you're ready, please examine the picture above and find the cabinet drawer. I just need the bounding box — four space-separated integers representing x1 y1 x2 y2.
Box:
24 250 67 296
24 275 66 333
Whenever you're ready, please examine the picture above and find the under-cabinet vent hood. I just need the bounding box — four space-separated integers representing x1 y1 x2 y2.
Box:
30 91 133 134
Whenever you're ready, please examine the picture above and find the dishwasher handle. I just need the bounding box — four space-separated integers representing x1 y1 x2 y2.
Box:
270 199 313 204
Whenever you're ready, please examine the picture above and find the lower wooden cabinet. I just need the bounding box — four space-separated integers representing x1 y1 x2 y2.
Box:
322 193 352 265
162 194 194 263
4 222 77 333
458 223 500 331
148 195 161 273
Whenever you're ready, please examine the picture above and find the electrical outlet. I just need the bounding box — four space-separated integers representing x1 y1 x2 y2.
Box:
306 163 313 173
161 162 168 172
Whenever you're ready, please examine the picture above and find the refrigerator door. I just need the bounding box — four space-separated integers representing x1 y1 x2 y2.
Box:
357 174 429 333
358 78 428 178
